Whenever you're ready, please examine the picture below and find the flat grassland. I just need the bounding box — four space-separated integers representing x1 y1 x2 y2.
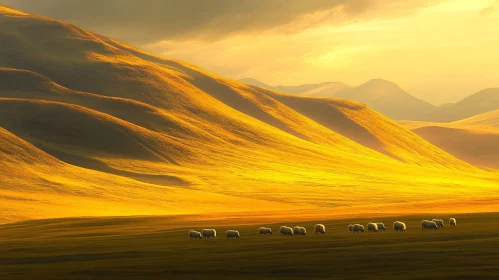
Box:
1 213 498 280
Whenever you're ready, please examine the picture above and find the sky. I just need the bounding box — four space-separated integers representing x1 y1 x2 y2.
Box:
2 0 499 105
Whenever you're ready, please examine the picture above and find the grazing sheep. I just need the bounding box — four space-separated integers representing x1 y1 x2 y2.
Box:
258 227 272 235
280 226 294 236
449 218 457 226
202 229 217 238
393 221 406 232
314 224 326 235
376 223 387 231
226 230 240 239
348 224 354 233
188 230 202 239
421 220 438 230
367 223 379 232
353 224 365 233
432 219 444 228
293 226 307 236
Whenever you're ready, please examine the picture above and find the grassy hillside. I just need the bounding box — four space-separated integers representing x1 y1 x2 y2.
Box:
0 127 302 223
1 5 499 223
455 109 499 128
1 213 499 279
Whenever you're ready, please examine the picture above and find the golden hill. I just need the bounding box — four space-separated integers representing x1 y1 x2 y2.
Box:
0 127 297 224
455 110 499 129
1 5 499 223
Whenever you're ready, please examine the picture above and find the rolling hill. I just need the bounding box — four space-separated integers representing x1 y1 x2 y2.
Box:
400 111 499 170
0 126 293 224
1 5 499 223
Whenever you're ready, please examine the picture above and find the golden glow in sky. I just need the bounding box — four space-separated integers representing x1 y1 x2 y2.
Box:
3 0 498 105
146 0 499 105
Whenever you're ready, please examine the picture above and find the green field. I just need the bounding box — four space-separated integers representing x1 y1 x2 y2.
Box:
1 213 499 280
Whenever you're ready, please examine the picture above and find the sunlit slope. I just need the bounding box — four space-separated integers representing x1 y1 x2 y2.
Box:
1 6 499 222
258 92 474 168
0 6 443 168
93 41 473 169
455 110 499 129
0 69 395 179
0 8 382 158
0 66 473 171
0 127 297 223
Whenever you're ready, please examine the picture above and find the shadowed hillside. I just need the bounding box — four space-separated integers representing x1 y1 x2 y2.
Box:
400 111 499 170
412 126 499 170
1 5 499 223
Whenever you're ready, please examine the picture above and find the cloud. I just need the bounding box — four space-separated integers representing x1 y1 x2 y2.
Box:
1 0 437 43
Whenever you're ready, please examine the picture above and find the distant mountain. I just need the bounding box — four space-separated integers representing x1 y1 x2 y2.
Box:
334 79 436 120
424 88 499 122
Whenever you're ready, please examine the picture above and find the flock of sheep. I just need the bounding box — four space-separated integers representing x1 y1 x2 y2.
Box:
188 218 457 239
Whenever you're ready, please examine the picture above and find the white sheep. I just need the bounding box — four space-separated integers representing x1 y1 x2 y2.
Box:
353 224 365 233
188 230 202 239
421 220 438 230
280 226 294 236
293 226 307 236
314 224 326 235
367 223 379 232
258 227 272 235
432 219 444 228
376 223 387 231
449 218 457 226
226 230 240 239
393 221 406 232
202 229 217 238
348 224 354 232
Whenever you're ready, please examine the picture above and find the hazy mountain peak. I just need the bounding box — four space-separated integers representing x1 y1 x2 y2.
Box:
464 88 499 101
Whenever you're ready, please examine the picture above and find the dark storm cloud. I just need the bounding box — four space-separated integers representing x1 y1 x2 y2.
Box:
0 0 375 43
